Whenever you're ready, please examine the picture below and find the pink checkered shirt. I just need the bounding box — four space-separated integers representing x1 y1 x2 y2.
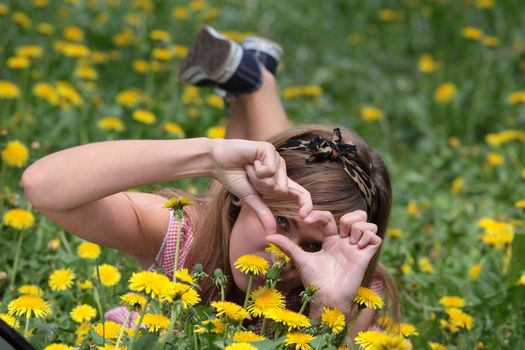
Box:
152 210 385 331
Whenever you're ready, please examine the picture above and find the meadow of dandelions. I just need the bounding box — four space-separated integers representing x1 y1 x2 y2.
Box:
1 0 525 349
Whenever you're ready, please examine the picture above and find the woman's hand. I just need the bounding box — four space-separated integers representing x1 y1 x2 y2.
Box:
265 210 381 317
211 139 312 234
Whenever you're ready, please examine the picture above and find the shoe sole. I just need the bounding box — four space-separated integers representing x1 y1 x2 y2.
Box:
242 36 284 62
178 27 243 85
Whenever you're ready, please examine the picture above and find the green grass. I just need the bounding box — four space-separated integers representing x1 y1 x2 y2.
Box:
1 0 525 349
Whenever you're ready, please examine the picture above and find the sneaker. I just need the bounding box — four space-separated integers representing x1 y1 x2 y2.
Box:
178 27 262 94
242 36 284 75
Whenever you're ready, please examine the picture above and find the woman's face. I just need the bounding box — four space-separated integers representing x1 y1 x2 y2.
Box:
229 204 324 293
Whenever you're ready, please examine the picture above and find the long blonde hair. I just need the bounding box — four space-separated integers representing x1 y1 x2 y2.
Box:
183 124 400 319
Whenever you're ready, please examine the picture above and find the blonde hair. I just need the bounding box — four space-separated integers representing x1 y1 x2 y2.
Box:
181 124 400 320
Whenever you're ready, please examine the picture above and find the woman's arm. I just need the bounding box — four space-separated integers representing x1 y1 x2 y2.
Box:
22 138 215 265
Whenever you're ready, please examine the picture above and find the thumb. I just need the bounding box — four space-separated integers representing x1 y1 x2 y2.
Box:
265 234 308 268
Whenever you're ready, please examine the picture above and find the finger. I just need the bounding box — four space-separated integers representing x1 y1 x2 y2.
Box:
241 192 277 235
357 231 382 249
303 210 338 238
253 145 278 178
287 178 313 218
349 222 377 245
246 164 279 193
340 210 368 237
273 156 289 194
265 234 309 267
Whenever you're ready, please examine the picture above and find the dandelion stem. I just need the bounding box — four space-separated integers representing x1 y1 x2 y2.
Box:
298 299 308 315
24 313 30 338
193 328 198 350
157 303 178 350
172 217 184 281
114 309 132 350
58 230 73 255
129 298 150 350
94 261 106 342
243 275 253 309
10 230 25 290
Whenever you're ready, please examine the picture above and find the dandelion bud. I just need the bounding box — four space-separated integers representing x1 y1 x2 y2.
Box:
213 268 228 289
192 264 208 281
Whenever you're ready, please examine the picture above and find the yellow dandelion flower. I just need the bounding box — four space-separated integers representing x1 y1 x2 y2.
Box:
55 41 90 58
0 4 9 16
172 44 188 58
139 313 170 332
225 343 257 350
434 82 457 104
152 47 173 61
12 11 31 29
439 296 466 309
48 268 76 291
283 86 302 99
355 330 411 350
63 25 84 42
7 56 30 70
172 6 189 19
3 208 34 229
150 29 171 42
77 241 101 259
97 344 127 350
201 318 225 334
18 284 44 296
16 45 43 58
207 94 225 109
180 287 201 308
265 243 290 265
354 287 384 310
0 80 21 99
247 286 285 317
285 331 314 350
55 81 83 106
475 0 494 9
206 125 226 138
482 36 500 47
43 344 74 350
507 91 525 106
163 122 185 138
517 273 525 285
418 54 440 73
429 342 449 350
401 264 412 274
163 197 194 211
301 85 322 97
265 308 311 330
360 105 384 122
377 8 403 21
36 22 54 35
399 323 419 337
131 59 149 73
97 117 125 132
448 136 461 148
132 109 156 125
121 292 146 309
175 268 195 284
487 152 504 166
233 330 264 342
70 304 97 323
450 176 464 195
418 257 435 274
469 263 481 280
2 141 29 168
94 264 121 287
94 320 121 339
461 26 484 40
387 228 402 238
74 65 98 80
514 199 525 208
321 307 346 334
128 271 173 299
234 254 269 276
78 280 93 290
442 307 474 333
116 88 142 107
0 313 20 328
211 301 250 322
48 239 60 251
33 82 59 105
8 295 52 319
